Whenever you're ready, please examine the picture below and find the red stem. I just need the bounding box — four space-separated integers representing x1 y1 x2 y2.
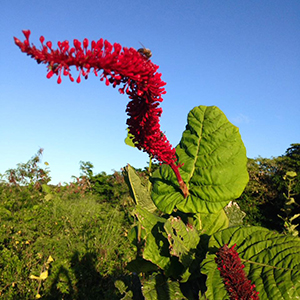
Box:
170 162 189 198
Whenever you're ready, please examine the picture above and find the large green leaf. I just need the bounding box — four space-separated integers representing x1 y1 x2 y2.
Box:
151 105 249 214
164 217 200 265
114 280 134 300
194 209 229 235
134 206 170 270
201 226 300 300
142 273 187 300
124 164 157 213
125 128 137 148
164 216 200 282
223 201 246 227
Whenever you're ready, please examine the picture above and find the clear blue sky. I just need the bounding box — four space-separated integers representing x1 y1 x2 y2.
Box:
1 1 299 184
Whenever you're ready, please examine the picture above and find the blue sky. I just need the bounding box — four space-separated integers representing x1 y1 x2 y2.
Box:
1 1 299 184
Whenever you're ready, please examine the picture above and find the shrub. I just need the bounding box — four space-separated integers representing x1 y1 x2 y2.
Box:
0 184 135 299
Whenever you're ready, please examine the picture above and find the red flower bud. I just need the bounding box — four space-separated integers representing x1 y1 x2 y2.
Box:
46 41 52 49
22 30 31 40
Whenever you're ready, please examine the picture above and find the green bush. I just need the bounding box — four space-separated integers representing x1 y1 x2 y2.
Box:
0 184 135 299
238 144 300 233
1 140 299 299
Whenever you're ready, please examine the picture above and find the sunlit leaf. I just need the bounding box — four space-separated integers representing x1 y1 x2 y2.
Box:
125 128 137 148
164 216 200 267
164 216 200 282
46 255 54 264
194 209 229 235
134 206 170 270
124 164 157 212
142 273 187 300
29 270 48 281
39 270 48 280
201 226 300 300
152 105 249 214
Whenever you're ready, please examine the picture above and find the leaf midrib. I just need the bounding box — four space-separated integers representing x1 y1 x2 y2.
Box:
187 107 206 184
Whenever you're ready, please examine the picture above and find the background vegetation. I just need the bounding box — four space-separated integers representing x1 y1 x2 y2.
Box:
238 143 300 233
0 144 299 299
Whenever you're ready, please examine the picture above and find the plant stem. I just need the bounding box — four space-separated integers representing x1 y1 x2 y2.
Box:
187 216 194 227
170 163 189 198
147 156 153 192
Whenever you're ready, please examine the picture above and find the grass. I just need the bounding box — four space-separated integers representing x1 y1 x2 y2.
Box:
0 184 136 299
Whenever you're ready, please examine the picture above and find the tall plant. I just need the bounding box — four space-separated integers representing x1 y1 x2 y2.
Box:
15 31 300 299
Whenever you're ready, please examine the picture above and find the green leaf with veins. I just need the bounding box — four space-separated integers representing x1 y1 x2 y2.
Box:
151 105 249 214
201 226 300 300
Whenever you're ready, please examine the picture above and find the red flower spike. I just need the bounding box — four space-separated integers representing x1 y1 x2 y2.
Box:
14 30 188 196
215 244 260 300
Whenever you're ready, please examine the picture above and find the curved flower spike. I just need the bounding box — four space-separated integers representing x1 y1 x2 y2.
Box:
14 31 188 197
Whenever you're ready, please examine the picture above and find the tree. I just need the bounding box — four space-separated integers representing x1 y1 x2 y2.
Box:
238 143 300 233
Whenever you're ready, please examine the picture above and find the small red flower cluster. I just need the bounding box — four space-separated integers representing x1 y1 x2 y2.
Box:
215 244 260 300
14 30 186 191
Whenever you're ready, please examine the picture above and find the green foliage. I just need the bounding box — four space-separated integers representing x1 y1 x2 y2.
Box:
4 148 51 190
238 145 300 232
223 201 246 227
280 144 300 204
123 164 157 213
29 255 54 299
278 171 299 236
0 183 135 299
194 209 229 235
73 161 131 203
79 160 94 179
164 216 200 282
115 280 133 299
134 206 170 271
2 109 299 299
140 273 187 300
201 226 300 300
90 171 129 202
284 144 300 185
151 106 249 214
122 106 300 300
124 128 137 148
0 184 43 212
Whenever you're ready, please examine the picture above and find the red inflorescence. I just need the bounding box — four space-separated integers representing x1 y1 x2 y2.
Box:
215 244 260 300
14 30 186 189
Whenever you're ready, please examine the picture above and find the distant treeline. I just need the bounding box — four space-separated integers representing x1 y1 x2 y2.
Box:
1 144 299 234
238 143 300 233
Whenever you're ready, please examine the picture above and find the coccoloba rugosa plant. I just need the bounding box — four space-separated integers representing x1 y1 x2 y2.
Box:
14 30 188 197
14 30 300 300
